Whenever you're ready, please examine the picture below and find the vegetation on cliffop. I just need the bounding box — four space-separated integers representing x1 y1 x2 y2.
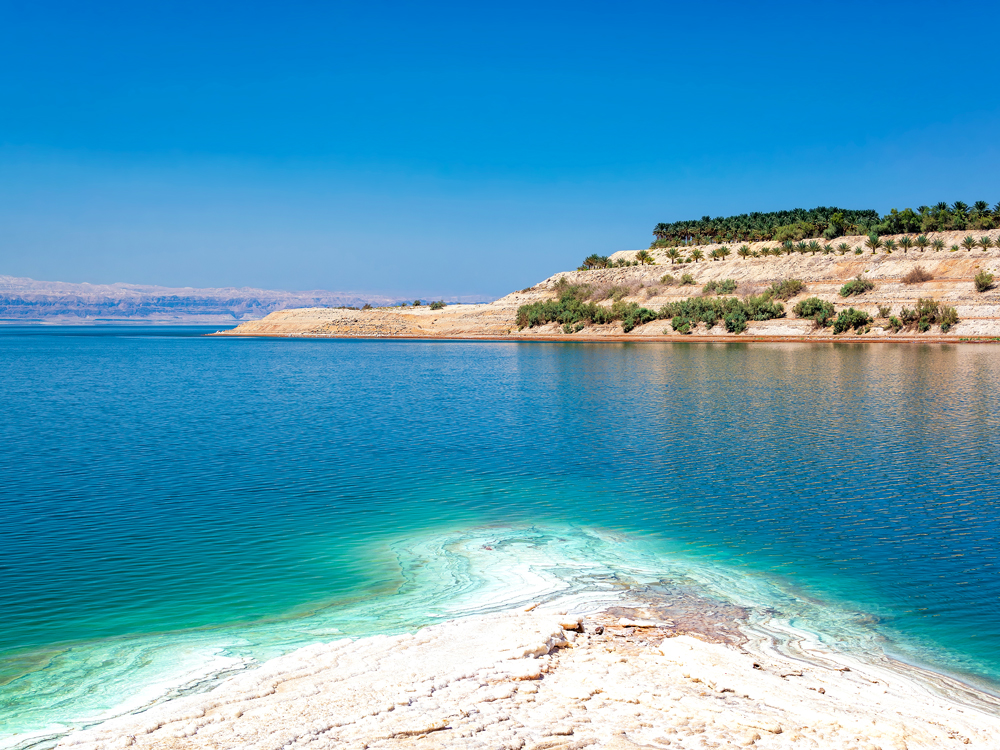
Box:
650 201 1000 247
429 300 446 310
840 276 876 297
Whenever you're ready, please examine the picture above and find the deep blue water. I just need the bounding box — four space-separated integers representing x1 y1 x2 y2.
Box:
2 327 1000 743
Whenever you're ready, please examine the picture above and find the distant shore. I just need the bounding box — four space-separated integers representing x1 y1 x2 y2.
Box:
215 229 1000 342
59 601 1000 749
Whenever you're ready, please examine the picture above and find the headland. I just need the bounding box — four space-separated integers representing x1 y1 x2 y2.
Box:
215 228 1000 342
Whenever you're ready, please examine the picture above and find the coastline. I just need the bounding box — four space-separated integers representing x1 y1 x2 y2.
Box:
213 231 1000 342
33 525 1000 749
211 331 1000 344
57 602 1000 749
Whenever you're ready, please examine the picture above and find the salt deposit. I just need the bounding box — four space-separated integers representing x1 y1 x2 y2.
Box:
58 604 1000 749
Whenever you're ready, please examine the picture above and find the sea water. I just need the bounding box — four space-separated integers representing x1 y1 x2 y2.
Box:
2 328 999 746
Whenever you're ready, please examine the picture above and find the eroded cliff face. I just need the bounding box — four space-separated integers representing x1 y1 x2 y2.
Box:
218 230 1000 341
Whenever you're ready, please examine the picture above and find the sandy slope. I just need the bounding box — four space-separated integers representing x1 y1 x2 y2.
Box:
58 605 1000 750
216 230 1000 341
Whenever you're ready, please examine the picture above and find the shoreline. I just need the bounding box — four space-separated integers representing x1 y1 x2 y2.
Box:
210 331 1000 344
30 523 1000 749
55 599 1000 749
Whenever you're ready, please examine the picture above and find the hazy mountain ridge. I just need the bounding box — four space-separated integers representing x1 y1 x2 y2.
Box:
0 276 477 323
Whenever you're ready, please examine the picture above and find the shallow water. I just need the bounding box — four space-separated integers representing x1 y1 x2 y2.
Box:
2 328 999 744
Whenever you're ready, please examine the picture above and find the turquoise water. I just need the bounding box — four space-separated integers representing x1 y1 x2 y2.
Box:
2 328 1000 744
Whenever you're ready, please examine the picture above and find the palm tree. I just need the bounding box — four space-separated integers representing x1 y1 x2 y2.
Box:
883 238 897 254
719 246 732 260
666 248 681 265
782 240 794 256
737 244 751 260
709 249 721 261
915 235 929 253
932 238 945 252
795 241 808 254
635 249 653 265
807 240 820 255
962 235 977 251
978 236 994 252
690 249 704 263
823 243 834 255
953 201 970 217
865 233 883 255
898 235 914 254
973 201 990 219
837 242 850 255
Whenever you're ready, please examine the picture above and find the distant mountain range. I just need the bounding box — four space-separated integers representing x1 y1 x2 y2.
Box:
0 275 480 324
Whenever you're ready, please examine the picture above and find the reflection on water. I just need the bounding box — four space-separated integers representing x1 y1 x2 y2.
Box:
1 332 999 742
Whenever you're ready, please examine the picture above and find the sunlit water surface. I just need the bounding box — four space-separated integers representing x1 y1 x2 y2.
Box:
2 327 999 745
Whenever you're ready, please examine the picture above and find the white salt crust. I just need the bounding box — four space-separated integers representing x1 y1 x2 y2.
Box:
57 608 1000 750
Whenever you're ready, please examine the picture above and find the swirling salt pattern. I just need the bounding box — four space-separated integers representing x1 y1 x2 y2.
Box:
2 329 1000 743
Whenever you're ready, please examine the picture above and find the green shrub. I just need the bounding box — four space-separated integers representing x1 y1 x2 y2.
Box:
877 305 890 318
839 275 875 297
429 300 446 310
660 274 677 286
833 308 873 334
517 285 786 334
940 305 959 332
898 298 959 332
766 278 806 300
680 273 696 286
974 270 995 292
887 316 903 333
702 278 737 295
724 310 748 333
615 301 659 332
609 285 632 302
793 297 836 327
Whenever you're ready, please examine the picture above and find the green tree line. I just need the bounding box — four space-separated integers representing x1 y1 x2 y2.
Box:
651 201 1000 246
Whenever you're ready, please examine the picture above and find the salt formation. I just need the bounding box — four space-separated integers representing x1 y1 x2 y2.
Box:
59 607 1000 750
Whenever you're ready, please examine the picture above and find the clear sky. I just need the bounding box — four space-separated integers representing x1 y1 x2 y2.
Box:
2 0 999 298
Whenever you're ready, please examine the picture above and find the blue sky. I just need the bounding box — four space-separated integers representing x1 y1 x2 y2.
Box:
2 0 999 298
